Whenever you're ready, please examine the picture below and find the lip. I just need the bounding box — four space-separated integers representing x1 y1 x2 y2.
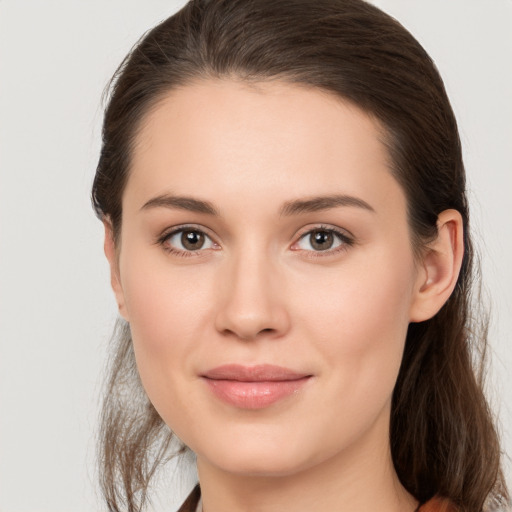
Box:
201 364 312 409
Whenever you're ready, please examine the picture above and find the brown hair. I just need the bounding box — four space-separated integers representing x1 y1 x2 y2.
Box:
92 1 509 511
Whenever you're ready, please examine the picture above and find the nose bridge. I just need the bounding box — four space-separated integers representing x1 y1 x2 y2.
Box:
215 243 289 340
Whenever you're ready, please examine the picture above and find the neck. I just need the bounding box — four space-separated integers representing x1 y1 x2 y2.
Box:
195 409 418 512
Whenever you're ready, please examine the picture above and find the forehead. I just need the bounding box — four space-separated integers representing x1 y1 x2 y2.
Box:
125 79 404 219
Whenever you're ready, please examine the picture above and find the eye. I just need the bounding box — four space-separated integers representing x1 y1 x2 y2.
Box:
161 227 217 254
293 227 352 252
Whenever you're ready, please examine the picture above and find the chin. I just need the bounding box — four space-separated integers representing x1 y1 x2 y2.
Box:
214 455 309 478
196 432 322 478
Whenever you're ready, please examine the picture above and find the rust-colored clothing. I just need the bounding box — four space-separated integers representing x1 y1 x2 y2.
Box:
418 496 458 512
177 485 456 512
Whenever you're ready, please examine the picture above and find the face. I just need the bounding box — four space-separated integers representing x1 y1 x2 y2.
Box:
109 80 427 478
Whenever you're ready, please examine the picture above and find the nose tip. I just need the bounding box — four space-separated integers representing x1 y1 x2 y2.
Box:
217 297 288 340
214 259 290 341
217 310 284 341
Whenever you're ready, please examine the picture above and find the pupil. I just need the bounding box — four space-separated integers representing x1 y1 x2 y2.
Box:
182 231 204 250
311 230 333 251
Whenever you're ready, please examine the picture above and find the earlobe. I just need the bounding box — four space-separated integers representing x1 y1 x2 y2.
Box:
103 219 129 321
409 209 464 322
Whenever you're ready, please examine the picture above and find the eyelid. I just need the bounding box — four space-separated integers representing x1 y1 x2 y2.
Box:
290 224 355 255
155 223 355 257
156 224 220 256
294 223 354 240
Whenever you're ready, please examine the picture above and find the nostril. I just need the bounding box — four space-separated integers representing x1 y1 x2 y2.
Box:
214 295 291 340
226 327 278 341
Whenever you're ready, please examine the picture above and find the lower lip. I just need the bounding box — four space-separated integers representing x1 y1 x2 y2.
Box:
203 377 310 409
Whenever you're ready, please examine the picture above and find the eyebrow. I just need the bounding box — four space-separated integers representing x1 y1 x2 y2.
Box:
279 194 375 216
141 194 219 215
140 193 375 217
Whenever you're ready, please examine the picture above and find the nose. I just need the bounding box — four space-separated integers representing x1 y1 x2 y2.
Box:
214 250 291 341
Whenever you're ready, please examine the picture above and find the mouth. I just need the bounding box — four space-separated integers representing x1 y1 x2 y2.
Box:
201 364 312 409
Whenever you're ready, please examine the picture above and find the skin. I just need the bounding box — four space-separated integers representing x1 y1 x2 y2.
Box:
104 80 464 512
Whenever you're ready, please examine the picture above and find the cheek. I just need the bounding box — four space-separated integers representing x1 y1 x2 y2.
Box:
118 248 215 405
278 247 417 460
293 244 416 397
121 243 213 337
304 242 415 340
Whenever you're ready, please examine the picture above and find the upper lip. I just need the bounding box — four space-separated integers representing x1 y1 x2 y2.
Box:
201 364 311 382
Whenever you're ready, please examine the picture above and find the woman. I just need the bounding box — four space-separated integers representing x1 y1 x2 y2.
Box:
92 1 510 511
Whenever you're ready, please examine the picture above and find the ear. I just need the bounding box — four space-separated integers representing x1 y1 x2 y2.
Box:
409 209 464 322
103 219 129 321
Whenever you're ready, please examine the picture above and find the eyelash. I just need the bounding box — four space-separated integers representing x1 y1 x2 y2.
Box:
157 224 218 258
156 224 355 258
293 225 355 258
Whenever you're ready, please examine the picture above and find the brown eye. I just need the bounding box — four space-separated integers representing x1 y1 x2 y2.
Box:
181 230 205 250
163 228 216 254
293 227 351 253
309 230 334 251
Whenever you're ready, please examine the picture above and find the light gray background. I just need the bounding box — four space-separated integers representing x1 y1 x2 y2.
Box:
0 1 511 511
